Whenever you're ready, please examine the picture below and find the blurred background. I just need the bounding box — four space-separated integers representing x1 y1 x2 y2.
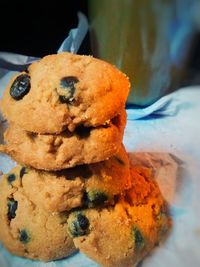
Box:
0 0 200 105
0 0 90 56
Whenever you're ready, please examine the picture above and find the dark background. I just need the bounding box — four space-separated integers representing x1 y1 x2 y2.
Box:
0 0 90 57
0 0 199 85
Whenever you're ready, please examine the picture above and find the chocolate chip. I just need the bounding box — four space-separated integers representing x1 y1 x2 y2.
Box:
7 174 16 184
69 213 89 237
132 226 145 250
19 167 27 179
19 229 30 244
10 74 30 100
157 208 165 221
156 205 170 236
7 198 18 220
59 76 79 103
77 214 89 230
84 191 108 207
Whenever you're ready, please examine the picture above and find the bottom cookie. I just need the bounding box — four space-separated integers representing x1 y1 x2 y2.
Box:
67 166 171 267
0 172 76 261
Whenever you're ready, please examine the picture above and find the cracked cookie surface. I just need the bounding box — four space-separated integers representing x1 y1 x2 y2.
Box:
0 52 130 134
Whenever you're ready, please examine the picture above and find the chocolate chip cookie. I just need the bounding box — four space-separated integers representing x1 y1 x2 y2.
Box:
0 52 130 134
0 145 131 213
0 110 126 170
0 170 76 261
67 166 171 267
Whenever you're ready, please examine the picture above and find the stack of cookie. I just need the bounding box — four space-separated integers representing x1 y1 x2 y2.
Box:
0 53 170 266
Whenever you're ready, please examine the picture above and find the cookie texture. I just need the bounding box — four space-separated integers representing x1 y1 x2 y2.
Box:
0 171 77 261
0 110 126 170
67 166 171 267
0 52 130 134
0 146 130 213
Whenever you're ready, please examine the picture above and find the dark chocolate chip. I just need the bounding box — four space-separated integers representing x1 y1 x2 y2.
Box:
59 76 79 103
132 226 145 250
7 174 16 184
155 203 170 221
84 191 108 207
10 74 30 100
19 167 27 179
19 229 30 244
69 213 89 237
77 214 89 230
156 205 170 236
7 198 18 220
159 222 169 237
157 207 165 221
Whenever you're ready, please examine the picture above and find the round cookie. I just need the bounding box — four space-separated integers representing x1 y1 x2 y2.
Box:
0 110 126 170
0 171 76 261
67 166 171 267
0 52 130 134
2 145 131 213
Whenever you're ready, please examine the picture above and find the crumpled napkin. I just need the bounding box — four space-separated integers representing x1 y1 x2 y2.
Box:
126 92 179 120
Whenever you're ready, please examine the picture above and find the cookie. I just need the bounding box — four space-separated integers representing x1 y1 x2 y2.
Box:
67 166 171 267
0 171 76 261
0 52 130 134
1 145 131 213
0 110 126 170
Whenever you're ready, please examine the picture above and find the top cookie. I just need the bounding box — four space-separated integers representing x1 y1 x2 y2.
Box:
0 52 130 133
